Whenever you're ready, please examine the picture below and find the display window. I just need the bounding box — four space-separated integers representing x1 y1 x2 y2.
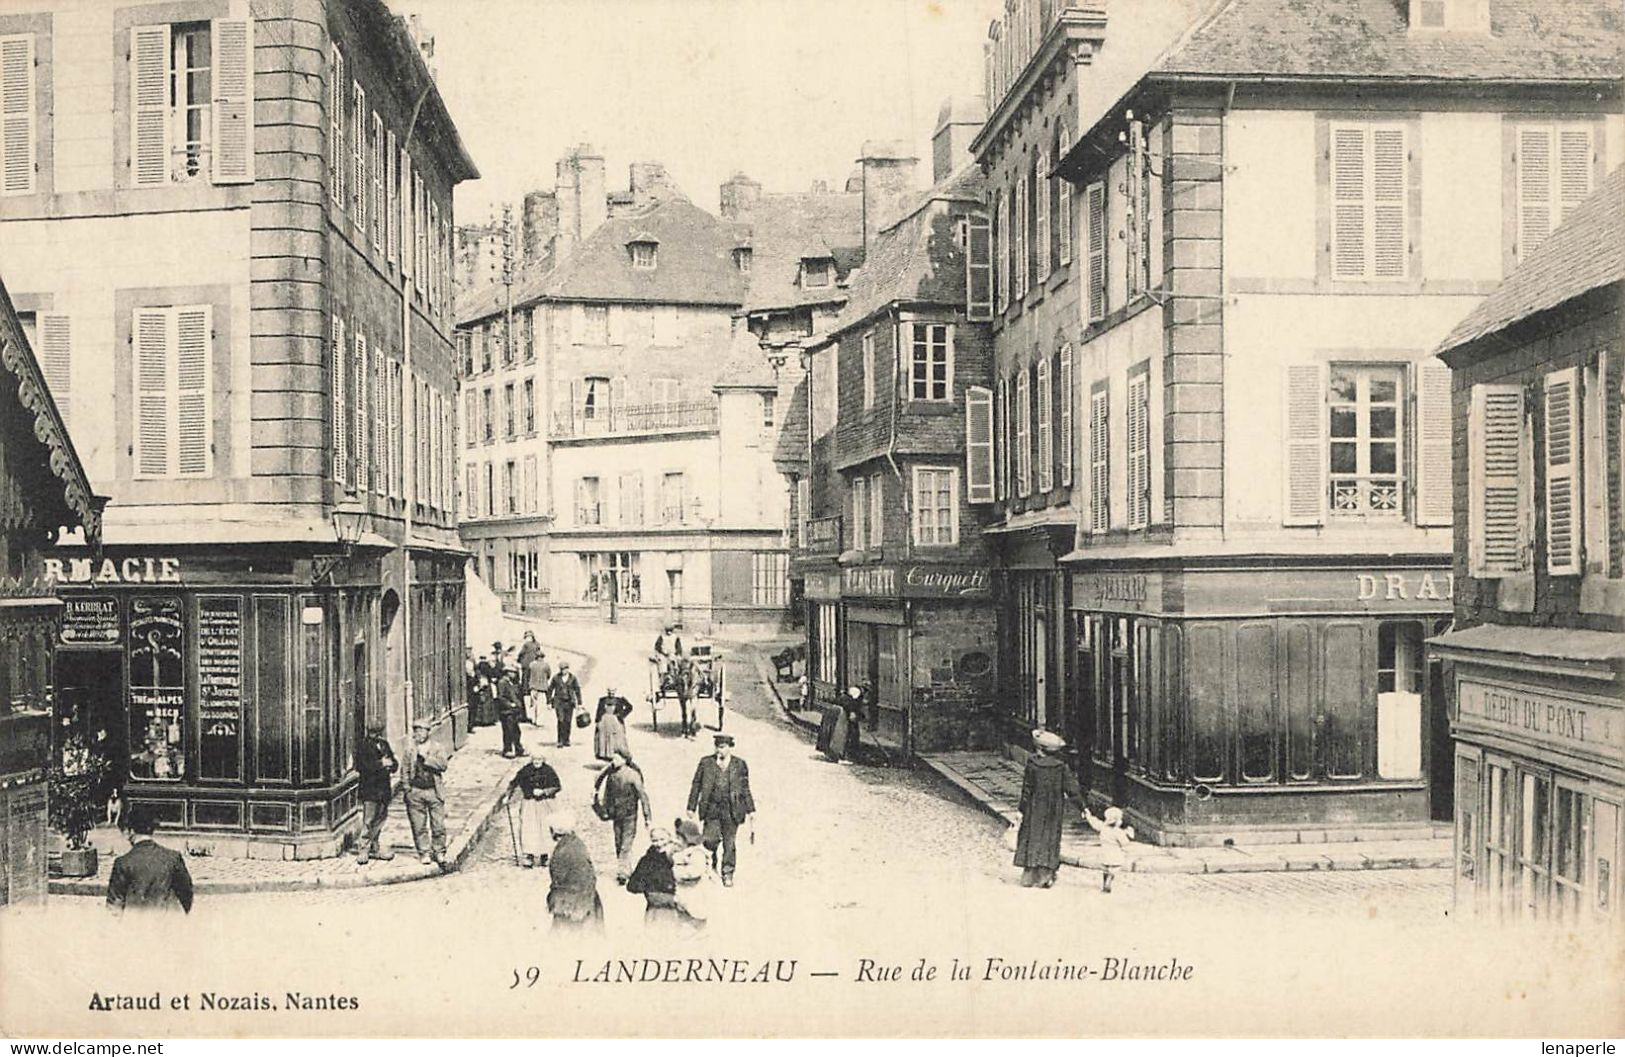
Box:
128 596 185 781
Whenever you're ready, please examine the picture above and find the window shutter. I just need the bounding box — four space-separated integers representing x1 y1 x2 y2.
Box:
173 306 211 478
994 380 1007 501
1059 343 1074 486
965 212 992 321
1545 367 1582 574
1015 369 1031 496
1035 148 1051 282
38 313 70 427
355 331 369 492
1516 127 1551 260
371 112 384 249
1057 127 1073 267
1 34 37 196
1557 127 1593 225
400 151 413 276
1413 358 1453 527
965 385 994 503
386 130 398 264
1282 363 1326 526
210 19 253 184
1086 182 1106 322
1468 383 1527 577
412 173 424 290
1089 387 1109 533
332 316 347 483
994 192 1007 314
1331 126 1367 279
1127 371 1150 529
1371 127 1406 279
328 46 344 204
130 26 171 187
1037 356 1053 493
373 348 386 493
133 308 171 477
351 82 365 219
1013 176 1027 300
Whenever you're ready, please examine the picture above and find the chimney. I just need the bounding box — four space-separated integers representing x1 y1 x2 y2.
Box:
576 146 607 242
858 140 919 258
554 144 608 253
843 167 863 193
630 162 680 208
932 96 987 183
719 172 762 220
522 190 559 264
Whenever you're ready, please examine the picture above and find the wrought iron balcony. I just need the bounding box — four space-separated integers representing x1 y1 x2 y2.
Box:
550 400 719 439
804 515 843 556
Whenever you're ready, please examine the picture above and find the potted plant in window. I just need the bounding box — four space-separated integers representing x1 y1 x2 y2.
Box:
48 730 111 878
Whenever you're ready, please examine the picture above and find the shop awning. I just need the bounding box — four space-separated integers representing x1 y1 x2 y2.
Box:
1428 623 1625 676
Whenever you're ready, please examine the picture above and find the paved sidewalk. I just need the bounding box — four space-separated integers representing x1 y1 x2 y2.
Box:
737 640 823 730
51 632 591 897
920 751 1453 875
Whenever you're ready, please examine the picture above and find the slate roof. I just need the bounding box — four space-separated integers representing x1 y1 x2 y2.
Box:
738 191 865 314
1438 164 1624 358
714 326 781 391
773 374 810 472
1153 0 1623 83
822 165 987 339
457 198 746 325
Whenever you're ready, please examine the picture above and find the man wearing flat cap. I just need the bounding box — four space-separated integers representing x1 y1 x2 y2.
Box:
686 734 755 886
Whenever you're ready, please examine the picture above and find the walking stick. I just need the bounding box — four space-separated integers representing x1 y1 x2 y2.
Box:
504 788 522 867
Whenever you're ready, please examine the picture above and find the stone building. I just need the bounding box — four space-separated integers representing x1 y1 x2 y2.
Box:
0 0 477 858
1431 166 1623 923
1012 0 1621 844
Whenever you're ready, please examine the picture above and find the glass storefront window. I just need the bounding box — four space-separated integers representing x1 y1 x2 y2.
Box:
1237 622 1276 782
128 597 185 781
1553 783 1588 921
1519 771 1552 917
1322 624 1365 779
1484 760 1514 912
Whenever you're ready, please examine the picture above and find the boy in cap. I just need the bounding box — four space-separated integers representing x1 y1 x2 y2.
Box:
405 718 450 866
685 733 755 887
355 721 398 864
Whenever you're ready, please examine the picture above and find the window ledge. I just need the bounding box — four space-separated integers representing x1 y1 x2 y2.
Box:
1048 268 1071 293
1579 574 1624 615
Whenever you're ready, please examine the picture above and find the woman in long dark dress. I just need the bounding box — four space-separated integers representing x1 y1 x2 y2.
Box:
1012 728 1082 888
816 686 863 763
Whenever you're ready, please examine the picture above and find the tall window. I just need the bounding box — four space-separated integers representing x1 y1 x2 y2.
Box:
481 387 494 443
503 382 516 438
752 552 789 606
1036 355 1053 493
582 376 610 427
0 36 36 192
480 324 493 372
868 472 884 547
851 475 870 550
1515 124 1594 261
1035 147 1051 284
1330 124 1409 280
1089 386 1109 532
910 323 952 401
1012 176 1028 301
1056 124 1073 267
522 309 536 362
132 305 213 479
912 467 959 546
131 20 253 186
1126 367 1151 528
484 461 495 517
660 472 686 524
581 305 609 344
1328 365 1403 517
1015 369 1032 496
1085 182 1107 322
862 330 876 408
503 460 517 514
576 476 601 525
522 378 536 434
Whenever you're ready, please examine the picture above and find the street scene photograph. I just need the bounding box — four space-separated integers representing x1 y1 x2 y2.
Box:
0 0 1621 1042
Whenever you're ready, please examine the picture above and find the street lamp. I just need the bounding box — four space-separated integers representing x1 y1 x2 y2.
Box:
312 497 368 584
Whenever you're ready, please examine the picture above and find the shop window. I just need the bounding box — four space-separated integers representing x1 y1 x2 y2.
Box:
1594 800 1618 916
1185 624 1226 784
128 597 185 781
197 596 243 782
1553 783 1588 922
1236 622 1276 782
813 603 839 685
1376 621 1423 780
752 552 788 606
300 599 325 784
254 595 291 783
1484 759 1515 912
1455 751 1480 890
1322 623 1365 779
1519 771 1553 917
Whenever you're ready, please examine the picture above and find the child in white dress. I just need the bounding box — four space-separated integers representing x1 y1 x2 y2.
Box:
1083 805 1136 893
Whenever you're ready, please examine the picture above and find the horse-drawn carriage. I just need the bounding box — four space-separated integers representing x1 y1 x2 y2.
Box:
648 641 726 737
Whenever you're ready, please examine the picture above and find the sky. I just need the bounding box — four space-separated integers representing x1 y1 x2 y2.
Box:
409 0 1003 227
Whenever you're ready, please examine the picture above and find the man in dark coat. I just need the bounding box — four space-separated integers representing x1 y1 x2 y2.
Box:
685 734 755 887
516 631 541 696
355 721 398 863
546 812 603 933
106 806 193 914
547 662 582 748
1013 729 1082 888
593 749 651 884
497 670 526 758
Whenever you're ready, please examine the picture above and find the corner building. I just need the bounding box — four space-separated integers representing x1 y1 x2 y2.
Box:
0 0 477 858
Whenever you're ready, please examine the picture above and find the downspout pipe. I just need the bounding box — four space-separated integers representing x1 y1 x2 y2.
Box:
399 79 432 739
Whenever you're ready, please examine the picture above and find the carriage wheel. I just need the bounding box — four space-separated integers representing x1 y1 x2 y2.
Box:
648 692 659 734
715 667 726 728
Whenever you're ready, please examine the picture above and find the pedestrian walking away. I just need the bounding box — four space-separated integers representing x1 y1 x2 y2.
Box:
497 668 526 758
593 686 633 763
526 650 552 727
1012 728 1082 889
105 805 194 915
686 733 755 887
548 661 582 748
355 721 398 864
516 631 541 698
1084 806 1138 893
515 754 562 867
405 719 450 867
593 748 652 884
546 812 604 934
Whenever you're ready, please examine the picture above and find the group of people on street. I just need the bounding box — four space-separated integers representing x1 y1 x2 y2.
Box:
540 731 757 935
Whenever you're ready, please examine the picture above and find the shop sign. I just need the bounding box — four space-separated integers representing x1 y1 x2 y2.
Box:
1457 679 1623 761
842 566 898 598
1075 572 1161 611
843 564 993 599
59 597 120 646
1356 571 1454 602
197 597 243 781
44 556 182 585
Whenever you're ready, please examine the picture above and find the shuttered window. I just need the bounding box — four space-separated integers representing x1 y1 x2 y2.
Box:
1035 148 1051 283
1330 124 1409 280
350 81 365 221
372 346 386 494
400 151 413 278
1015 368 1031 497
1 34 37 196
370 111 384 250
995 379 1008 501
1468 383 1530 577
131 22 250 186
1086 182 1107 322
994 191 1007 314
965 385 994 504
1127 367 1150 529
1013 176 1028 300
1282 363 1327 526
132 305 212 479
209 19 252 183
1059 343 1074 486
1580 353 1615 577
354 331 369 492
1545 367 1582 575
328 45 344 204
332 316 348 484
1413 359 1453 526
37 313 70 428
966 212 993 321
1036 356 1053 493
1328 365 1404 517
386 129 398 265
465 463 478 519
129 26 170 186
1056 124 1073 268
1516 125 1594 261
1089 386 1109 533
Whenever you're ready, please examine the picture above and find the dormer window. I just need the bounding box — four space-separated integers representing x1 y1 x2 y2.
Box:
733 247 752 274
628 236 658 270
801 257 833 289
1408 0 1488 32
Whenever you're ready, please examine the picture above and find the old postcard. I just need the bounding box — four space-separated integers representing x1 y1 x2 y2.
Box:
0 0 1622 1041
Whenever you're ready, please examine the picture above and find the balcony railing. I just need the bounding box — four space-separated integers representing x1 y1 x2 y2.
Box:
551 400 719 439
805 515 842 556
577 504 601 526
